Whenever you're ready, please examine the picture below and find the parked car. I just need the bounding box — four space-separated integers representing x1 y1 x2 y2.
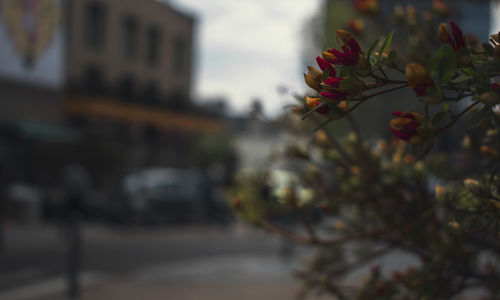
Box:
105 168 229 224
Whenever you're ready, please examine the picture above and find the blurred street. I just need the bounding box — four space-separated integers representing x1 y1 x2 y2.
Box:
0 223 309 300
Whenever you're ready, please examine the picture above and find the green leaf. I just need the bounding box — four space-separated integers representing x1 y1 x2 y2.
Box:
366 39 379 60
385 50 397 67
378 31 394 61
443 103 450 111
461 68 477 76
339 78 356 90
320 68 331 82
429 44 457 79
442 72 454 83
431 111 448 125
451 75 474 84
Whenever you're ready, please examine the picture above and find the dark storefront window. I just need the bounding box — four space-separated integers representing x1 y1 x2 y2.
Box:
120 16 139 60
84 2 107 49
146 25 162 66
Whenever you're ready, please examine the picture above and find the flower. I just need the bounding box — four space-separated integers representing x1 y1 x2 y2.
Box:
353 0 379 14
347 19 364 35
322 30 363 67
305 96 330 115
406 63 435 97
304 57 336 91
435 185 447 202
432 0 450 16
303 66 322 91
480 145 498 158
479 83 500 104
439 21 465 51
463 178 481 195
316 56 336 75
389 111 427 144
318 76 349 101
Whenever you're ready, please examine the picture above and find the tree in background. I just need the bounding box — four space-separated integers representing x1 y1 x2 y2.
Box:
229 1 500 298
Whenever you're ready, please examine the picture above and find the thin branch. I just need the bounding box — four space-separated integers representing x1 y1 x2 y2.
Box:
437 100 481 133
347 83 409 114
370 71 407 84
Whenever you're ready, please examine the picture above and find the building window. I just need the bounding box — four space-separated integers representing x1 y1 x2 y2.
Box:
83 65 104 95
118 75 135 100
144 81 159 104
172 36 186 73
146 25 161 66
120 16 139 60
84 2 107 49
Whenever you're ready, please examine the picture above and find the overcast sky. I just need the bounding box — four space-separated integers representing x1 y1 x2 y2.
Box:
165 0 322 116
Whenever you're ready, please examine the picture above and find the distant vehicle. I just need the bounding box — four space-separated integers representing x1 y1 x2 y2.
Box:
105 168 229 224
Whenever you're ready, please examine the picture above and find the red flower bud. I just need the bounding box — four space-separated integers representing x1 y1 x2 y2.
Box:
439 21 465 51
390 112 427 144
319 91 348 101
322 31 363 67
316 56 336 76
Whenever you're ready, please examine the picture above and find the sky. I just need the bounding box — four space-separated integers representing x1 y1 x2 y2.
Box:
165 0 322 116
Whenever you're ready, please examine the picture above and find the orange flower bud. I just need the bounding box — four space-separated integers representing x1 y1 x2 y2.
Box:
481 145 498 158
435 185 447 202
353 0 379 14
406 63 435 97
347 19 364 35
305 96 330 115
433 0 450 16
338 101 347 112
439 23 450 43
390 111 428 144
404 154 415 164
231 198 243 209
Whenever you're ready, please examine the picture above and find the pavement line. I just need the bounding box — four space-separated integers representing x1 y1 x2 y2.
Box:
0 271 107 300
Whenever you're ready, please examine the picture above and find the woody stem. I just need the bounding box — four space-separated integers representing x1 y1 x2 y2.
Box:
437 100 481 133
347 83 409 113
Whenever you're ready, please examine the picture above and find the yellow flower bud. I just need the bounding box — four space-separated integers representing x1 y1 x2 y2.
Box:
336 30 355 46
463 178 481 195
461 135 471 149
439 23 450 43
435 185 447 202
315 130 329 145
481 145 498 158
304 66 322 91
406 63 438 102
448 221 460 230
479 91 500 104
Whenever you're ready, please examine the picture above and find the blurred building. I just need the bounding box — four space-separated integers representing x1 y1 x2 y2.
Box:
0 0 230 222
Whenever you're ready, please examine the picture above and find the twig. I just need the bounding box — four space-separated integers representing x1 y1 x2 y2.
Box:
347 83 409 114
437 100 481 133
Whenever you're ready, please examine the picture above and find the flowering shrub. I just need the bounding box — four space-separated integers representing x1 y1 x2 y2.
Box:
229 2 500 299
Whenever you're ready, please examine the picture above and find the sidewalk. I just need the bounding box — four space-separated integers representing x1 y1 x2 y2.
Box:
7 254 322 300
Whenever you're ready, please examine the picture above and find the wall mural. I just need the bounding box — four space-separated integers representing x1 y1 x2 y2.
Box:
1 0 61 67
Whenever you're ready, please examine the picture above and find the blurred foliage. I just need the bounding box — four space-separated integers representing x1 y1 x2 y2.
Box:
229 0 500 299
